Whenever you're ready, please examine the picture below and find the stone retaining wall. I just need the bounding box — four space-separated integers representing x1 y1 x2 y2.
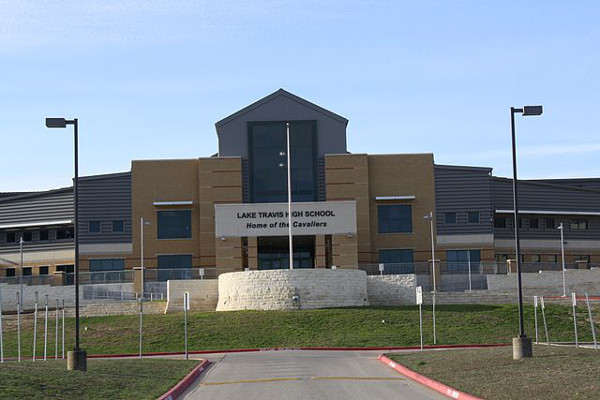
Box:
216 269 369 311
367 274 416 305
72 301 166 317
487 269 600 296
166 280 219 313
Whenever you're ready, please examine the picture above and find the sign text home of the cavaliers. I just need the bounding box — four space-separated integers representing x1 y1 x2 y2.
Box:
215 201 357 237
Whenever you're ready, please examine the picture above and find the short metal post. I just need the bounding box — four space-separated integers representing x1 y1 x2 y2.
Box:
533 296 539 344
541 296 550 345
419 302 423 351
55 299 59 359
467 251 472 292
16 293 21 362
138 299 143 359
61 299 65 359
585 293 598 350
33 292 38 361
184 293 189 361
432 291 437 345
44 294 48 360
0 287 4 363
572 293 579 348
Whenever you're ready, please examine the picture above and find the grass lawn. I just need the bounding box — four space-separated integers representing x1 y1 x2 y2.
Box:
1 304 597 356
388 345 600 400
0 358 199 399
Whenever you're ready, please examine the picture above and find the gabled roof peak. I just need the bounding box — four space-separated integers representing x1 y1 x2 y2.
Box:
215 89 348 129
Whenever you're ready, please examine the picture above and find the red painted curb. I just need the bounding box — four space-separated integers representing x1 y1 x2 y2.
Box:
378 355 482 400
158 359 210 400
87 343 509 359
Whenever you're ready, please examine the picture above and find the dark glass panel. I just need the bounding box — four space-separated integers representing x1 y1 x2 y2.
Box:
157 210 192 239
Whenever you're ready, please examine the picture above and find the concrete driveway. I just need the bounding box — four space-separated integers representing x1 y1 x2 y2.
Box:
181 350 444 400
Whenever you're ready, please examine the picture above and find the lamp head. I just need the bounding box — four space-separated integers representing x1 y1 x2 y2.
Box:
522 106 543 116
45 118 67 128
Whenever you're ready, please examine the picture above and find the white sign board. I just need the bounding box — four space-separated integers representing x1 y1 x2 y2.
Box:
572 293 577 307
416 286 423 305
215 201 357 237
183 292 190 311
540 296 545 310
534 296 538 307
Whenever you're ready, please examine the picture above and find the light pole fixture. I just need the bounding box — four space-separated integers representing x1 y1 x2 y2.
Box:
45 117 86 371
558 222 566 297
140 217 151 298
423 211 437 344
510 105 543 360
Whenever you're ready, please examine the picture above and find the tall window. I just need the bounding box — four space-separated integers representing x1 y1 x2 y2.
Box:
248 121 317 203
378 205 412 233
446 250 481 271
157 210 192 239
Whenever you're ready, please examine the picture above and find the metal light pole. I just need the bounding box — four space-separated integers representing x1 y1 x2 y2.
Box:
19 237 24 311
140 217 151 297
46 117 86 371
286 122 294 270
423 211 437 344
510 105 543 360
558 223 566 297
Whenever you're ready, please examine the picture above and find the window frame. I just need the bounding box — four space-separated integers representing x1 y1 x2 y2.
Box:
157 209 192 240
377 204 413 234
88 221 101 233
111 220 125 233
467 211 480 224
444 212 457 224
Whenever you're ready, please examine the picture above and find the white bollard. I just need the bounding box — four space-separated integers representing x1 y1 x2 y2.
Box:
585 293 598 350
184 292 189 360
541 296 550 345
138 299 143 359
572 293 579 348
44 295 48 361
533 296 539 344
55 299 59 359
33 292 38 361
16 293 21 362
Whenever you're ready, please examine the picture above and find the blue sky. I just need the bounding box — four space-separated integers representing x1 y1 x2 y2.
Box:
1 1 599 191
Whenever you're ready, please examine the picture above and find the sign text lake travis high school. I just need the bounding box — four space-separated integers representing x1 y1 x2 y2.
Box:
215 201 357 237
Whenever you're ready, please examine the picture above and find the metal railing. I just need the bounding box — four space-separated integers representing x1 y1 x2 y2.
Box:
0 274 60 286
359 261 595 277
143 267 218 282
82 287 164 302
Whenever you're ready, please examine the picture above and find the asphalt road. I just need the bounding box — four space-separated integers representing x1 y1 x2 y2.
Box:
182 350 444 400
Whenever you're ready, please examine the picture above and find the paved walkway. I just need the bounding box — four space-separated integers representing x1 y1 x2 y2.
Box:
181 350 444 400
